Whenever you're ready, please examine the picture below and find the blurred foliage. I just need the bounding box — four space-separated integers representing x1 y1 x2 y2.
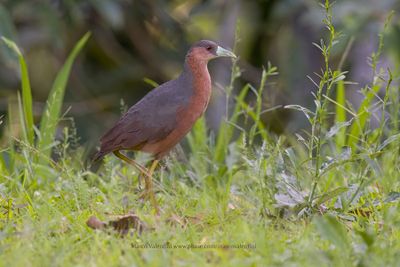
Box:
0 0 399 148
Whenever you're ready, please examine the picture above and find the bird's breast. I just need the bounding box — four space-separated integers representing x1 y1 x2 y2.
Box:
141 61 212 158
179 64 212 125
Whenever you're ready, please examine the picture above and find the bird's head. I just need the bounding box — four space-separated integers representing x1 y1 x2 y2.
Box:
186 40 236 63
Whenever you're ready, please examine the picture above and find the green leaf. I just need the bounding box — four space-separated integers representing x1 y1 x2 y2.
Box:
187 116 208 153
6 98 16 173
143 77 159 88
384 192 400 203
1 37 34 145
0 112 8 174
334 71 346 150
347 85 380 150
238 101 268 141
377 133 400 151
314 187 348 206
0 154 7 176
38 33 90 161
17 92 28 144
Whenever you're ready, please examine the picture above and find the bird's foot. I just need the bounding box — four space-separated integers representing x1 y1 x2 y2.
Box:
137 188 160 216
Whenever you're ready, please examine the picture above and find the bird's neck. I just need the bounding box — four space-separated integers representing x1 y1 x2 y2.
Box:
183 56 211 97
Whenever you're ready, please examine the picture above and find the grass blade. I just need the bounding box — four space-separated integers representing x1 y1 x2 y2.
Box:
187 116 208 153
1 37 34 145
334 71 346 149
17 92 28 143
0 113 8 175
6 98 16 173
0 153 7 176
38 33 90 161
314 186 348 206
214 84 249 163
347 85 380 150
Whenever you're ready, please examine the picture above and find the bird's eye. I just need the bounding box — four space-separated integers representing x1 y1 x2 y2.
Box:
206 46 212 51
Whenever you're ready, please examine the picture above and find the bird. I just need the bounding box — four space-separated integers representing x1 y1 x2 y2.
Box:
93 40 236 214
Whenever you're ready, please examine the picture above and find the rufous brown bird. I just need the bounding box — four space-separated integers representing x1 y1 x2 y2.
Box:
94 40 236 213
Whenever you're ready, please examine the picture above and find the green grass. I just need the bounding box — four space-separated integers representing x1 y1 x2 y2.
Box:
1 2 400 266
37 33 91 163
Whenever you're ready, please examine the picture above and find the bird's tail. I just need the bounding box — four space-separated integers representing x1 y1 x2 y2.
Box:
92 150 107 162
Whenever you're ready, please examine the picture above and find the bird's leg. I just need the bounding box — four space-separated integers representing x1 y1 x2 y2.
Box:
113 151 160 215
144 160 160 215
113 150 150 176
138 160 160 215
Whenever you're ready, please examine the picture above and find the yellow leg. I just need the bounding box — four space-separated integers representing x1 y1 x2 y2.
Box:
148 160 159 176
113 151 160 214
113 151 150 177
145 160 159 215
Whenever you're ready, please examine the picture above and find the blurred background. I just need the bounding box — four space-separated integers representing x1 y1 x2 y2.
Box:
0 0 399 151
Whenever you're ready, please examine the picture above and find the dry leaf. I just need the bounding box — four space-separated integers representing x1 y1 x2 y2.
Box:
87 215 106 229
86 214 146 236
109 214 146 235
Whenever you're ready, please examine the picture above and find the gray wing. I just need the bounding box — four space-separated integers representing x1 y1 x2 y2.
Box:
98 78 191 155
